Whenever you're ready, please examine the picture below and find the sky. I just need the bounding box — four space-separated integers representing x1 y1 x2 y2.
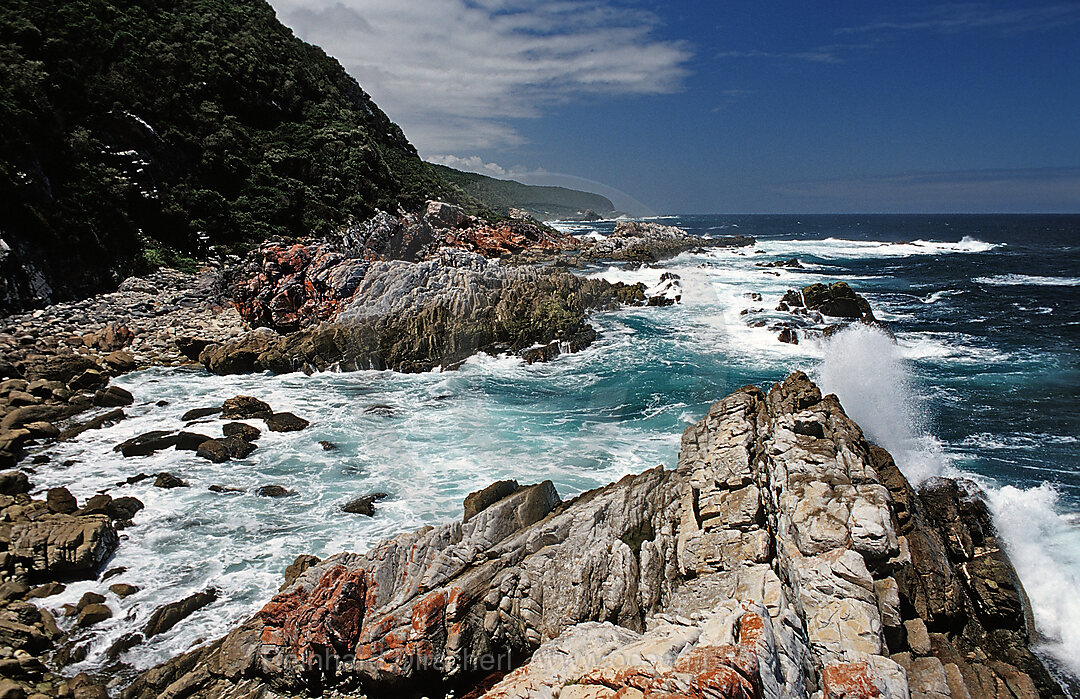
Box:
267 0 1080 213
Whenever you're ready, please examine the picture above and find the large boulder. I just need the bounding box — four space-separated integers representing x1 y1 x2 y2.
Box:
143 589 218 638
800 282 875 321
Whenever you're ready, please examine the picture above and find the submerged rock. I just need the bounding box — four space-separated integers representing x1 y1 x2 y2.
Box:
255 485 292 498
265 412 309 432
341 492 387 516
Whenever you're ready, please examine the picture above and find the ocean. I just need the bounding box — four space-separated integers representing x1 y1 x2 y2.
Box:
32 214 1080 683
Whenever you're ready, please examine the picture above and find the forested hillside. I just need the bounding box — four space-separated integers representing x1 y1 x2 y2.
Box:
0 0 464 312
432 165 616 221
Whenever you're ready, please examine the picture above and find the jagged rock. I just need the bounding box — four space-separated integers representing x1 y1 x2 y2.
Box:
319 440 336 451
102 349 137 373
114 431 179 457
575 220 754 262
341 492 387 515
801 282 875 320
175 336 214 361
56 407 125 441
68 368 107 391
222 422 260 441
143 588 218 638
462 479 518 521
208 256 643 375
221 395 272 420
265 412 309 432
120 374 1062 699
7 515 118 579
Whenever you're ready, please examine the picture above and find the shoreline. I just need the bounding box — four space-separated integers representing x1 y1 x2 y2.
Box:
0 214 1067 699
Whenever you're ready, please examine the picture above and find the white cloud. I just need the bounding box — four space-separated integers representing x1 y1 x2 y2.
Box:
270 0 691 151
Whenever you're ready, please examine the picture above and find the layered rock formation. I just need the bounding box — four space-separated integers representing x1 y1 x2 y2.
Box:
121 374 1061 699
203 249 647 374
233 202 574 333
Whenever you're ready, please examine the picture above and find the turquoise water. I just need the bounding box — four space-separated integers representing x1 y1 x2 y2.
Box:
29 215 1080 681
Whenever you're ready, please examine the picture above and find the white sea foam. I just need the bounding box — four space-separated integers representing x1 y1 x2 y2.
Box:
814 324 1080 676
974 274 1080 287
759 235 1002 260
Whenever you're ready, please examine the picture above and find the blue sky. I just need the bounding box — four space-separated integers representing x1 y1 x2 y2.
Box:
270 0 1080 213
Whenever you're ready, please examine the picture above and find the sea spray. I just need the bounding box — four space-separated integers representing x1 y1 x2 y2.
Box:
815 323 944 485
987 483 1080 678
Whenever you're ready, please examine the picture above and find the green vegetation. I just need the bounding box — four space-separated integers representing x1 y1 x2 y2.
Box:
431 165 615 221
0 0 469 310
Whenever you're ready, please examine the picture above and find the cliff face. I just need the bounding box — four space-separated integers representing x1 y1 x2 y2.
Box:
0 0 464 313
120 373 1062 699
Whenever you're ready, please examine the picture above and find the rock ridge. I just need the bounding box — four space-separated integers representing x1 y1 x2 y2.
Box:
120 373 1062 699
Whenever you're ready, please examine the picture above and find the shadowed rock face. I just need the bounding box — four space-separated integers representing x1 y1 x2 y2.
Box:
119 374 1062 699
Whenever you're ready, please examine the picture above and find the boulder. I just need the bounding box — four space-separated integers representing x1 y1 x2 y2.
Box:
104 496 144 521
174 431 212 451
102 350 137 373
46 487 78 514
180 406 220 421
462 479 518 521
221 396 272 420
92 385 134 407
109 583 139 598
800 282 875 321
256 485 292 498
341 492 387 515
195 440 229 463
153 472 189 489
68 368 107 391
0 471 30 495
265 412 308 432
143 588 218 638
222 422 260 442
114 431 179 457
82 322 134 351
175 337 214 361
76 603 112 628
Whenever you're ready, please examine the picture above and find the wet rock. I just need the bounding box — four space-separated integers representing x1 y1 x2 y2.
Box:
265 412 309 432
106 632 143 661
92 385 134 407
57 407 125 441
318 441 336 451
219 437 257 459
76 603 112 628
27 582 65 599
105 496 144 521
256 485 292 498
153 472 188 489
281 554 320 590
79 493 112 516
341 492 387 515
46 487 78 514
778 326 799 344
114 431 179 457
208 485 243 494
109 583 139 598
180 406 220 421
143 588 218 638
221 395 272 420
801 281 875 320
222 422 260 441
173 431 212 451
196 440 229 463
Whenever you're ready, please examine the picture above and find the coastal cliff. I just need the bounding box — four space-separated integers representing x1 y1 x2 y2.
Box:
120 373 1062 699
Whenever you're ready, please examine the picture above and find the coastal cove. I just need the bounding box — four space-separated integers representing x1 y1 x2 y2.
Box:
9 214 1076 695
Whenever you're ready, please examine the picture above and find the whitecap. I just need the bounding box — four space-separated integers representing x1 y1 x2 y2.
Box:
975 274 1080 287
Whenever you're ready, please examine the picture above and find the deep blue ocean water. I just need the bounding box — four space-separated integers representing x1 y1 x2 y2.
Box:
29 214 1080 681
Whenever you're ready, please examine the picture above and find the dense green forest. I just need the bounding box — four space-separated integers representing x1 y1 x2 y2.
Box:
0 0 465 311
433 165 616 221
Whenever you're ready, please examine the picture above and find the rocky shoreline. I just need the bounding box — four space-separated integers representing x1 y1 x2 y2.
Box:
117 373 1065 699
0 212 1065 698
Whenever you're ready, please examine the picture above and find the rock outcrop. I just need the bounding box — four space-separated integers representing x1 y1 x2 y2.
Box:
202 250 647 374
121 373 1061 699
575 221 755 262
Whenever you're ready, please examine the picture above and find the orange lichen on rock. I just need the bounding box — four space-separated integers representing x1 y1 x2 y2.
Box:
822 662 883 699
